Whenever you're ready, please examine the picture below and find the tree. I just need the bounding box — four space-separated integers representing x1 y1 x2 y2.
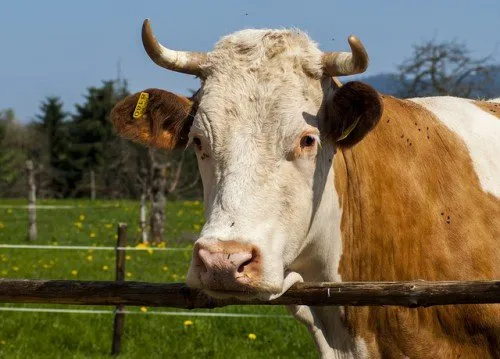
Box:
35 97 70 196
67 80 129 196
398 39 493 98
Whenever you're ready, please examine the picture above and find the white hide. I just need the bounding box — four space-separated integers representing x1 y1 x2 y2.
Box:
411 97 500 198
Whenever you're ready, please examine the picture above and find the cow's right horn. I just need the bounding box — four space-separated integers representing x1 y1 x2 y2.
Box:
322 35 369 76
142 19 207 77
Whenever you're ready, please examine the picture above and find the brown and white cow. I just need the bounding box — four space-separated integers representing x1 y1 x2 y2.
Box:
111 19 500 358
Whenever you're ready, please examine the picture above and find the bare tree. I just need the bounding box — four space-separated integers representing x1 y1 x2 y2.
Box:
398 39 493 98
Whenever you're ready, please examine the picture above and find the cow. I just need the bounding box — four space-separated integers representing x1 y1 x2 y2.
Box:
111 19 500 358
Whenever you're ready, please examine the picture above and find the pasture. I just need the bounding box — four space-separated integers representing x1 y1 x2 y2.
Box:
0 199 315 358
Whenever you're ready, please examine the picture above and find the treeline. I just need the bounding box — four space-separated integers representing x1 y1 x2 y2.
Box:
1 38 499 200
0 80 200 199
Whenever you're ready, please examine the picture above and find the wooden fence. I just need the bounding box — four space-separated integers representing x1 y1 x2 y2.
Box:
1 278 499 308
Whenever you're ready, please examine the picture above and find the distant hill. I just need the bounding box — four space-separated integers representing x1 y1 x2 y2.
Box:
358 65 500 99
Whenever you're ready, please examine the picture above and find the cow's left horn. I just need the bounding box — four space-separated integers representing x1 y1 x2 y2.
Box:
322 35 369 76
142 19 207 77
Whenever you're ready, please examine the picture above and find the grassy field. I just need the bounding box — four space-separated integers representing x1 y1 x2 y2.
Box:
0 199 315 358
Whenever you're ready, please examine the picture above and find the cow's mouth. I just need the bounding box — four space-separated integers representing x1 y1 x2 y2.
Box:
198 271 304 301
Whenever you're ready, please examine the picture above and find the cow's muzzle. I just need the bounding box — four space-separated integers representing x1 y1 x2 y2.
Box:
186 238 264 293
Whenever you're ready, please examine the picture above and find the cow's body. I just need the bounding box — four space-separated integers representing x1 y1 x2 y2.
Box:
328 96 500 358
111 22 500 358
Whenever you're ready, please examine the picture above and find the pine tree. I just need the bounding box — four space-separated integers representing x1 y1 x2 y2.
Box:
68 80 129 196
35 97 70 195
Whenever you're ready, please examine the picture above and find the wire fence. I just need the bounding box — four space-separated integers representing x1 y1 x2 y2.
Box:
0 224 287 354
0 244 190 251
0 306 290 318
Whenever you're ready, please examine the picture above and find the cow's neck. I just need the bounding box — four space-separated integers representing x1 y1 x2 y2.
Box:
289 144 363 358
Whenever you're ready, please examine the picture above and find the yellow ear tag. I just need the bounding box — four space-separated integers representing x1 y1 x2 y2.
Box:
337 116 360 141
133 92 150 119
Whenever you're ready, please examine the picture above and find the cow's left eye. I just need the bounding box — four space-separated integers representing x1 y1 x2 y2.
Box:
300 135 316 148
192 137 202 150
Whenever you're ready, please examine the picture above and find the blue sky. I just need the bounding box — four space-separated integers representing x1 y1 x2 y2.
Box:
2 0 499 122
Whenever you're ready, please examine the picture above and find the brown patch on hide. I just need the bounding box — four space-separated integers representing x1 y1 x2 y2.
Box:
473 100 500 119
334 96 500 358
110 89 195 149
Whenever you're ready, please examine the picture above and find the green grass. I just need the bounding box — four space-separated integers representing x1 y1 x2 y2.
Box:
0 199 315 358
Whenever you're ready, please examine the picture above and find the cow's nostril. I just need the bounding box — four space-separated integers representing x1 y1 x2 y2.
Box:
237 258 253 273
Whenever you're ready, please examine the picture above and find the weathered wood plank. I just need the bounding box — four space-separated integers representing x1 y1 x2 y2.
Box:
0 279 498 308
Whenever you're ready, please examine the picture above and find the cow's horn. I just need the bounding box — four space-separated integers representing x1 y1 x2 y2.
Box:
322 35 369 76
142 19 207 77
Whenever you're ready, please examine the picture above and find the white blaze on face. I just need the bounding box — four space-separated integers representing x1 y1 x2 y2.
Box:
184 29 340 296
411 97 500 198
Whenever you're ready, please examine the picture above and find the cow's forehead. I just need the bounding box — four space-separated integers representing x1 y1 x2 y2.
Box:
194 29 325 141
207 28 324 77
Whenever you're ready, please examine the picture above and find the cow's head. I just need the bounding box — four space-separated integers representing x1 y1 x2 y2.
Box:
111 20 382 299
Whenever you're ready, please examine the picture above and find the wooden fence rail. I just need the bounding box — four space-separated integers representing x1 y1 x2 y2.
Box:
1 279 499 308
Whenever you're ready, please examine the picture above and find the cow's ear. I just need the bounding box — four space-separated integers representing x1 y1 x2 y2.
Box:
110 89 195 149
326 81 383 148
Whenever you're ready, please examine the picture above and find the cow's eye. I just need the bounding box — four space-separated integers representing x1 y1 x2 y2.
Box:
193 137 202 150
300 135 316 148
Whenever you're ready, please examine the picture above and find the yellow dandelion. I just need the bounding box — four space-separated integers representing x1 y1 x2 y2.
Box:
0 340 5 345
193 224 201 231
248 333 257 340
12 266 19 272
147 248 153 255
105 223 113 229
102 265 109 271
89 232 96 238
162 266 169 272
7 208 12 214
43 264 50 269
86 255 93 262
126 272 132 278
193 200 201 206
135 243 148 249
183 320 193 327
79 214 85 221
114 234 118 240
71 270 78 276
171 274 179 280
1 257 7 262
177 209 184 217
140 306 148 313
1 270 8 276
157 242 166 248
74 222 83 229
125 255 131 261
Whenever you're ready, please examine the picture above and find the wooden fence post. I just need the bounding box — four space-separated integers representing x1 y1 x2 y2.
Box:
111 223 127 356
26 160 37 241
139 168 148 244
149 164 166 243
90 170 96 201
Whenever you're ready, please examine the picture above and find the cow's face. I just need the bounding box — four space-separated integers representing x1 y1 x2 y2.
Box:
111 21 382 299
